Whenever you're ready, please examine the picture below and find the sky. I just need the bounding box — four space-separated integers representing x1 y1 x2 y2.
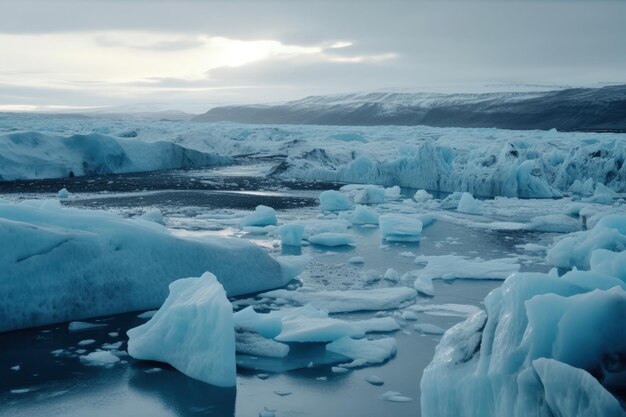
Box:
0 0 625 113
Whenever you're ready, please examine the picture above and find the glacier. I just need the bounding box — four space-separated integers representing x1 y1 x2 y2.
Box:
0 199 302 332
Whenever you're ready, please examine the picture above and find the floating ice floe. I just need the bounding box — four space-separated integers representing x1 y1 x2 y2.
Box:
413 323 445 335
307 232 356 247
413 255 520 281
0 199 300 332
547 214 626 269
326 336 397 367
236 332 290 358
413 189 433 203
68 321 107 332
407 303 483 318
319 190 352 211
258 287 417 313
57 188 71 199
79 351 120 366
379 214 423 242
240 205 278 227
420 247 626 417
127 272 236 387
354 185 386 205
273 306 364 343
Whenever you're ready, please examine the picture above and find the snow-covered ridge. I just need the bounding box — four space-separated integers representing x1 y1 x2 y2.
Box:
0 131 231 181
193 85 626 131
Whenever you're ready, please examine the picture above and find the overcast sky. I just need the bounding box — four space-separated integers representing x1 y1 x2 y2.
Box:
0 0 625 112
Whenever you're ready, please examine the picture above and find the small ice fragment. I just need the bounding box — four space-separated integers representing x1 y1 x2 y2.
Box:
79 351 120 366
316 376 327 381
274 390 292 396
382 391 413 402
366 375 385 386
332 366 350 374
108 332 119 338
57 188 71 199
11 388 31 394
348 256 365 264
10 365 20 371
401 311 418 321
256 373 270 380
413 323 445 335
68 321 107 332
77 339 95 346
259 408 276 417
384 268 400 282
137 310 158 319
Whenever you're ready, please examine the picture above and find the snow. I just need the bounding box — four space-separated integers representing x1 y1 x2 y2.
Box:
420 244 626 417
326 336 397 366
319 190 352 211
240 205 277 227
379 214 423 242
277 223 305 246
258 287 417 313
0 131 230 181
127 272 236 387
413 255 520 281
307 232 356 247
0 199 301 332
79 351 120 366
547 214 626 269
456 192 482 214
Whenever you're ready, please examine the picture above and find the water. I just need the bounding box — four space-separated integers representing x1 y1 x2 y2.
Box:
0 166 555 417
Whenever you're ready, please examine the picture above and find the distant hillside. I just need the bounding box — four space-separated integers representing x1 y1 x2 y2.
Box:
192 85 626 131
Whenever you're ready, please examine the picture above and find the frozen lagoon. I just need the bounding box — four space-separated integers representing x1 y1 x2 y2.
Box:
1 165 624 417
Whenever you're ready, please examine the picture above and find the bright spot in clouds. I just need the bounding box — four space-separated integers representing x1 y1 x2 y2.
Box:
0 31 382 91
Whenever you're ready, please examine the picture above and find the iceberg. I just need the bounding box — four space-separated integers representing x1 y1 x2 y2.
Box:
420 248 626 417
379 214 423 242
277 223 305 246
0 131 230 181
0 199 301 332
127 272 236 387
319 190 352 211
240 205 278 227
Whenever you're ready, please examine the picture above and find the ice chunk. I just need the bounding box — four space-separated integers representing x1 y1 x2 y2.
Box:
384 186 402 199
547 214 626 269
413 323 445 335
236 332 289 358
234 306 282 339
127 272 236 387
413 189 433 203
326 336 397 366
240 205 277 227
274 306 364 342
278 223 305 246
456 192 482 215
57 188 71 199
348 256 365 264
381 391 413 402
407 303 483 317
137 310 158 319
319 190 352 211
68 321 107 332
0 199 298 332
352 317 400 333
384 268 400 282
307 232 356 247
365 375 385 385
354 185 385 204
379 214 423 242
414 255 520 281
413 276 435 296
140 208 166 225
77 339 95 346
351 205 379 225
259 287 417 313
79 351 120 366
527 214 580 233
420 260 626 417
